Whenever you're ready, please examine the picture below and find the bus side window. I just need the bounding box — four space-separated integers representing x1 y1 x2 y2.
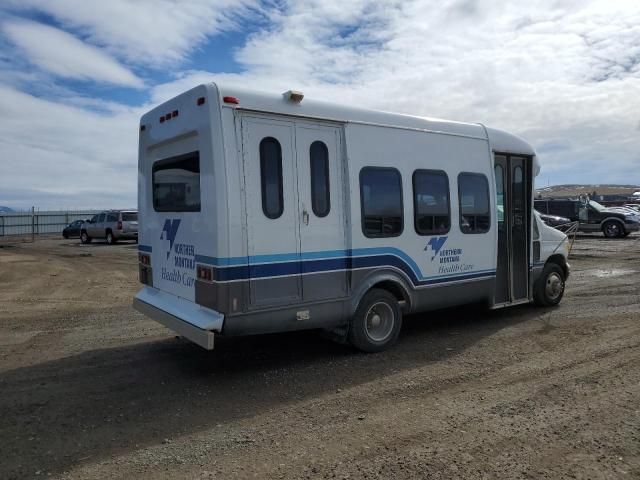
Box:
310 141 330 217
360 167 403 238
413 170 450 235
458 173 490 234
259 137 284 219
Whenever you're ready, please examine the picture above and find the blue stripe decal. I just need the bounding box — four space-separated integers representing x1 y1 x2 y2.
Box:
195 248 495 286
138 244 152 253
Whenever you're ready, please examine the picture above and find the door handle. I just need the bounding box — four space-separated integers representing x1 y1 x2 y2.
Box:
302 209 309 225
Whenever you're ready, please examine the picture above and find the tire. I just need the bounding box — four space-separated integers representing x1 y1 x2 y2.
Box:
80 231 92 244
602 220 624 238
349 288 402 352
533 263 565 307
63 233 68 239
106 230 116 245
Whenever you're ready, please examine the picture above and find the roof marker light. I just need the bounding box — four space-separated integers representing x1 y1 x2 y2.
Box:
197 97 206 106
159 116 165 123
172 110 179 118
283 90 304 103
166 112 172 120
223 96 239 104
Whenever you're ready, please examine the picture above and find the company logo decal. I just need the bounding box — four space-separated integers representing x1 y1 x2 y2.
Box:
159 218 196 287
160 219 181 259
425 236 448 261
425 236 474 274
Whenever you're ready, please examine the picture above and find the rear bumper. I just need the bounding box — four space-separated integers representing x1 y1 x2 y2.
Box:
133 286 224 350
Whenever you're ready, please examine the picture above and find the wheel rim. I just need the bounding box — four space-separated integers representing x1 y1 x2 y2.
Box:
364 302 395 342
107 233 112 242
605 223 620 237
545 272 564 300
81 233 87 242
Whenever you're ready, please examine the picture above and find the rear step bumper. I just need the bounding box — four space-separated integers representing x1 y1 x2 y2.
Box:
133 286 224 350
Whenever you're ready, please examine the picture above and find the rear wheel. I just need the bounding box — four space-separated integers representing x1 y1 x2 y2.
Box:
602 220 624 238
349 289 402 352
80 231 91 244
106 230 116 245
534 263 565 307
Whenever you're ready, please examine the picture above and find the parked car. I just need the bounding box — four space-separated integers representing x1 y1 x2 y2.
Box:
534 198 639 238
623 204 640 213
538 212 571 228
80 210 138 244
62 219 86 239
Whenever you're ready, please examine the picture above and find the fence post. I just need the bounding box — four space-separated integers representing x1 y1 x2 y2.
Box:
31 206 35 242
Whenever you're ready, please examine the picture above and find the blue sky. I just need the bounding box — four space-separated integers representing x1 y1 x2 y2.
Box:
0 0 639 209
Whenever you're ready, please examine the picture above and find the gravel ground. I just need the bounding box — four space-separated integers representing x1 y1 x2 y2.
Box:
0 234 639 479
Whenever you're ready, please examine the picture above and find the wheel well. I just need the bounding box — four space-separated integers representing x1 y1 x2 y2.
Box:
371 280 410 309
546 254 568 278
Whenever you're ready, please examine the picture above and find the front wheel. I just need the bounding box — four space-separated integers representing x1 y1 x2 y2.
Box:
349 289 402 352
534 263 565 307
80 231 92 244
602 220 624 238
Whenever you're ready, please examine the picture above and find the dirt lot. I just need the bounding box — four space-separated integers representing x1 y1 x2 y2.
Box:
1 234 639 479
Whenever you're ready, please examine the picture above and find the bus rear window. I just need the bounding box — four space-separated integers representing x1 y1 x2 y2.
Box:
153 152 201 212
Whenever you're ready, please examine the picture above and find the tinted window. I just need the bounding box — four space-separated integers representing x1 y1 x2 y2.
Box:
413 170 450 235
260 137 283 219
458 173 490 234
97 213 106 223
310 141 330 217
153 151 201 212
122 212 137 221
90 214 100 223
106 213 118 222
360 167 403 237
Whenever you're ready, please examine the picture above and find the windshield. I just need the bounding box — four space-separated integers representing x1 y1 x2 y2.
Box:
588 200 605 212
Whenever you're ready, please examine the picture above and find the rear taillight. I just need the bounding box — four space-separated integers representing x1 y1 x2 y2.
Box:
117 220 123 230
139 253 150 265
197 265 213 282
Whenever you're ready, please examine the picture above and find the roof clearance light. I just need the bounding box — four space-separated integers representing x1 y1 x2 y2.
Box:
197 97 206 106
223 96 239 104
166 112 172 120
159 116 165 123
172 110 179 118
283 90 304 103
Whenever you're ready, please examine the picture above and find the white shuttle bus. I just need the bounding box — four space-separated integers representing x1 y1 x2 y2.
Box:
133 82 570 352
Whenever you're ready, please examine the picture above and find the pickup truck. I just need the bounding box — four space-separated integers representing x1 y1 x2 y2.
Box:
534 198 639 238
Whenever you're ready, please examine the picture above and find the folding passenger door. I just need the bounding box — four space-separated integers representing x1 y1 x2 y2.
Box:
494 154 531 304
241 116 302 307
294 122 348 302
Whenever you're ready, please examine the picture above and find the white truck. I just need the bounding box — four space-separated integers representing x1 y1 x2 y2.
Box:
133 83 570 352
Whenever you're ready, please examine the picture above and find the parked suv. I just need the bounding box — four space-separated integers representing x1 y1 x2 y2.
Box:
80 210 138 244
534 198 639 238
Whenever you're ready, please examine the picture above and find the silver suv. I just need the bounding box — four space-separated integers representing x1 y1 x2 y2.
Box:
80 210 138 244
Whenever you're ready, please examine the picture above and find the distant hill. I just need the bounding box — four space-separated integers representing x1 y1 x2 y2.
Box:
0 206 14 213
536 184 640 199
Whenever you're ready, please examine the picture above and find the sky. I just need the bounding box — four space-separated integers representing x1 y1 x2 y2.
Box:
0 0 638 210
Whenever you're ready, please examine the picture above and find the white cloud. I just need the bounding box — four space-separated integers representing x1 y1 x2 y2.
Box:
1 0 640 209
3 20 143 87
3 0 263 66
0 85 143 209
